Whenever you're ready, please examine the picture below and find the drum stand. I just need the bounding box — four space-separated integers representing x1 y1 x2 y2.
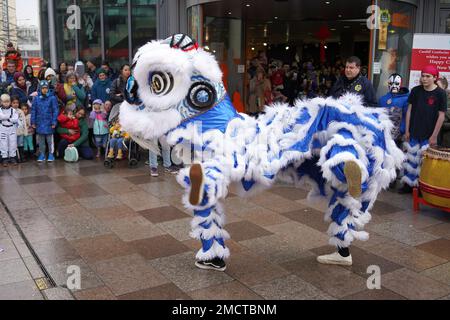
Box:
413 187 450 213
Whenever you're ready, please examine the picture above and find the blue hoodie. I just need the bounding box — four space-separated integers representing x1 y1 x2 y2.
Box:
31 81 59 135
91 78 112 104
379 88 410 137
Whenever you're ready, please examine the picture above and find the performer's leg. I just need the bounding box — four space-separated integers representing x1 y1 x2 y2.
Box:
317 131 370 266
178 162 231 271
400 139 428 192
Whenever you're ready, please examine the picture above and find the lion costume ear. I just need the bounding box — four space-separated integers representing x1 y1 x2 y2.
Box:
191 49 223 84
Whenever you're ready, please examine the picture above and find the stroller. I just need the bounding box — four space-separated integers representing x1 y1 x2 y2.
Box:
103 103 141 169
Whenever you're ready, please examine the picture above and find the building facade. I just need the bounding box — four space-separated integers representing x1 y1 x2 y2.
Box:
40 0 158 70
0 0 18 53
40 0 449 108
17 25 41 64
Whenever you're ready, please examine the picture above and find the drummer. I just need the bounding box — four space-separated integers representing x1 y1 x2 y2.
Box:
399 65 448 194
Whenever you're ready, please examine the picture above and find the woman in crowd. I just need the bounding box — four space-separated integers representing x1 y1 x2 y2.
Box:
248 68 272 115
10 72 31 104
64 72 87 109
23 65 39 94
57 62 68 84
57 106 94 160
109 64 131 107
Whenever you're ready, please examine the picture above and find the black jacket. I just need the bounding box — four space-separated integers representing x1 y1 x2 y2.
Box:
109 76 127 106
329 74 378 108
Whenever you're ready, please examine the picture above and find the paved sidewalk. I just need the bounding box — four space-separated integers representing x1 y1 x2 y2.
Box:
0 160 449 300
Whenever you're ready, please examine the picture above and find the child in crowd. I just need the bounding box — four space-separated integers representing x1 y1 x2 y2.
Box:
108 119 129 160
11 97 27 162
57 106 81 143
21 104 34 160
0 94 19 166
89 99 109 158
31 80 59 163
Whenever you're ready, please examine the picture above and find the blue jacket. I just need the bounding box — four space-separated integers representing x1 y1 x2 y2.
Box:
379 88 410 136
10 83 32 104
91 79 112 103
31 89 59 135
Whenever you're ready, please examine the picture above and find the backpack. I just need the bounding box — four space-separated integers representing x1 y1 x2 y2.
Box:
64 146 79 163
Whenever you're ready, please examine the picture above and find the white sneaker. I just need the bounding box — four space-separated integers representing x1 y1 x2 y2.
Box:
317 252 353 266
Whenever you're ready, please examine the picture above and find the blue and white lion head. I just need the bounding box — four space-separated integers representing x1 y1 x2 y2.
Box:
120 34 227 144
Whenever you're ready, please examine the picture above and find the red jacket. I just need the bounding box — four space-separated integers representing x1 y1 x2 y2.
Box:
57 113 80 143
3 50 24 72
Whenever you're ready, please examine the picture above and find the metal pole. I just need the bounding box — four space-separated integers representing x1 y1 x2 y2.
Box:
100 0 105 61
48 0 58 68
128 0 132 64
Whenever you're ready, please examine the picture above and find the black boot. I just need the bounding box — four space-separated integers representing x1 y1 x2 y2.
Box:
18 147 26 163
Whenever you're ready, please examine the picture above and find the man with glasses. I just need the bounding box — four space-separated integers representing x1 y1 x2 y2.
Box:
399 65 447 194
329 56 378 108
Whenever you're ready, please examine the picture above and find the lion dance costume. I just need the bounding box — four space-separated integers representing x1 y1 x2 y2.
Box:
120 35 404 270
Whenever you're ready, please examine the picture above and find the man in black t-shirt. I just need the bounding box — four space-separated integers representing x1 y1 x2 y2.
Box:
400 65 447 193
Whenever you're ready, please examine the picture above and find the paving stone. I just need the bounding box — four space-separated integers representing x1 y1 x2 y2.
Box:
382 268 450 300
131 235 190 260
119 283 192 300
416 239 450 260
252 275 335 300
421 262 450 286
226 221 273 242
106 216 166 242
148 252 233 292
140 206 190 224
74 286 117 300
92 254 169 296
43 287 75 300
0 258 32 285
0 280 43 300
368 221 439 246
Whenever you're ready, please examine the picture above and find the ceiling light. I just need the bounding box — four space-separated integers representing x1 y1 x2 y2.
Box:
274 16 278 20
286 46 290 50
263 42 268 46
251 47 255 51
246 4 251 7
325 1 331 4
228 12 232 15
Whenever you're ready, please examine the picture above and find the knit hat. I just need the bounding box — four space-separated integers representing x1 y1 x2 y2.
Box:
422 65 439 78
44 68 57 79
93 99 103 105
39 80 49 88
97 68 107 76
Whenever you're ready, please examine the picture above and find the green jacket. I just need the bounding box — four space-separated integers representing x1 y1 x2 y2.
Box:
57 118 90 148
73 84 87 108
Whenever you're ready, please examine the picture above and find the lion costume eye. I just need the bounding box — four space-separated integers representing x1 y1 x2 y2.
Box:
148 71 174 96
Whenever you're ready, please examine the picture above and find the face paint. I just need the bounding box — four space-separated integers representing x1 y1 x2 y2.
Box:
388 74 402 94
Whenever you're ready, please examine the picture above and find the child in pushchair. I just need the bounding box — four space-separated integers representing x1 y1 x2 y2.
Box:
103 104 140 169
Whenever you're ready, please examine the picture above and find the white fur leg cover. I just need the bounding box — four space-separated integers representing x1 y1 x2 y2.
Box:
318 130 371 248
177 163 231 261
401 139 428 187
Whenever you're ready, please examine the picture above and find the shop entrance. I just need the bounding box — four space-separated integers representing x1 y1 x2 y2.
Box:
198 0 372 112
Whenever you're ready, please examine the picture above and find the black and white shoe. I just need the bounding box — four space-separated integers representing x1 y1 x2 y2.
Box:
195 258 227 272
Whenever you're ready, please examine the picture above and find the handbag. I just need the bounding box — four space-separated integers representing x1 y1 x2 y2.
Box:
64 146 79 163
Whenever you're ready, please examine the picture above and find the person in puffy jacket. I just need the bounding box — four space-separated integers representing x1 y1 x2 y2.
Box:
57 106 81 143
31 80 59 162
91 69 112 105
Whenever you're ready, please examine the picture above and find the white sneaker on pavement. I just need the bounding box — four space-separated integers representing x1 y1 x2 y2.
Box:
317 252 353 266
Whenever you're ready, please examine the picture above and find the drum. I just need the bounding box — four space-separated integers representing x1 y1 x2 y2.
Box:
419 147 450 208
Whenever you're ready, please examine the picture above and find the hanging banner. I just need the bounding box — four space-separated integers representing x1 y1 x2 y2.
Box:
378 9 391 50
409 34 450 90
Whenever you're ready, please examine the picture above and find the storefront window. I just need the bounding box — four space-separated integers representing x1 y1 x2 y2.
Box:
78 0 102 64
104 0 129 70
202 16 244 108
39 0 50 62
131 0 157 57
372 1 416 98
55 0 77 64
